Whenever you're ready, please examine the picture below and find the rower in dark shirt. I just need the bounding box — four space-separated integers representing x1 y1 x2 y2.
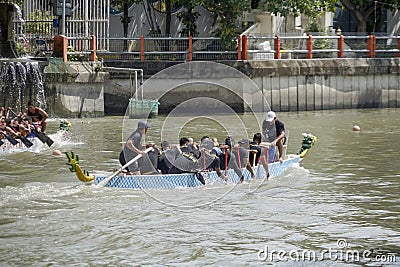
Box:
27 100 48 132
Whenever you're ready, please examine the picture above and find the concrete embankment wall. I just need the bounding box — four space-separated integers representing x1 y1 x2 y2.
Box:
233 58 400 111
2 58 398 117
104 58 400 115
43 59 108 117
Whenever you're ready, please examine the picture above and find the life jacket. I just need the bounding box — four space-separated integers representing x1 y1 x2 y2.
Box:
249 142 261 166
168 152 199 174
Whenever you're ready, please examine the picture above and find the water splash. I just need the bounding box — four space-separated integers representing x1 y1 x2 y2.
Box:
26 62 46 109
0 61 46 111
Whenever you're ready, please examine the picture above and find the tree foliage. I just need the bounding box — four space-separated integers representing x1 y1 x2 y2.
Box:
177 0 251 47
258 0 336 21
207 0 251 47
177 0 201 36
339 0 400 33
2 0 24 6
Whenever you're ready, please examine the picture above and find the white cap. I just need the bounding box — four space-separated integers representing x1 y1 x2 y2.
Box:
266 111 276 122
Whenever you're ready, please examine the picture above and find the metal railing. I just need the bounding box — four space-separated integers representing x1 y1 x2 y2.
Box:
98 36 238 61
246 34 400 59
97 34 400 61
22 34 400 61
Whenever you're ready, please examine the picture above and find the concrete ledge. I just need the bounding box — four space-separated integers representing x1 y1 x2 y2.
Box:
44 59 108 117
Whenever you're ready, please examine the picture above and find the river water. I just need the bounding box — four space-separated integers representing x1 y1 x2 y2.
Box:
0 108 399 266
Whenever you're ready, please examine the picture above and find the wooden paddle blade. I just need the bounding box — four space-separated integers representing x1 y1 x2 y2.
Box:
33 129 47 143
20 136 34 148
45 136 54 147
5 134 19 146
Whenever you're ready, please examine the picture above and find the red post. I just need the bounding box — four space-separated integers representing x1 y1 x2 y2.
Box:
241 35 248 60
306 35 313 59
368 34 376 58
53 35 68 62
237 35 242 60
78 39 82 51
89 35 97 62
372 35 376 57
274 36 281 59
140 35 145 61
188 35 193 61
338 35 344 58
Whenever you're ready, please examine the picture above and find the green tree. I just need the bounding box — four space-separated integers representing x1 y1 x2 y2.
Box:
111 0 141 51
258 0 336 23
4 0 24 6
339 0 400 33
207 0 251 48
177 0 201 36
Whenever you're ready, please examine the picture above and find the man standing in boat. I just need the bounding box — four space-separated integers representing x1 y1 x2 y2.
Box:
119 120 156 175
262 111 286 162
27 100 49 133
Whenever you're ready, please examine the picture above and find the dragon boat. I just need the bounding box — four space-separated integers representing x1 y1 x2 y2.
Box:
0 136 43 152
0 119 71 153
65 133 317 189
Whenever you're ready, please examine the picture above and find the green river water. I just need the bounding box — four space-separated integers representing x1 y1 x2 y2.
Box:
0 108 399 266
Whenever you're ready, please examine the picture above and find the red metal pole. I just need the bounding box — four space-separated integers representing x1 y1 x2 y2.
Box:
274 36 281 59
188 35 193 61
241 35 248 60
78 39 82 51
237 35 242 60
306 35 313 59
338 35 344 58
53 35 68 62
368 34 376 58
372 35 376 58
89 35 97 62
140 35 145 61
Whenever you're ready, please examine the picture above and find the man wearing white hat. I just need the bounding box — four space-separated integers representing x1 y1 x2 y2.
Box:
262 111 286 162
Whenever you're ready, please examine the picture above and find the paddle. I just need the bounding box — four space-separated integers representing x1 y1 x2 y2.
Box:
32 128 54 147
97 147 153 187
259 142 272 147
249 149 258 181
19 135 34 148
9 109 53 146
0 131 19 146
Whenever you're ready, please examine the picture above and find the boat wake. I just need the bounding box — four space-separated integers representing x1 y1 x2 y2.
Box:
245 164 310 194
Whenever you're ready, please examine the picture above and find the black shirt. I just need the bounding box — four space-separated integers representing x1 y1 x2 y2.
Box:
123 130 142 160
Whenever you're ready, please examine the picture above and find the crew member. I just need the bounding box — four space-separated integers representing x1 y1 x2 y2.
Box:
27 100 49 132
262 111 286 162
119 120 155 175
